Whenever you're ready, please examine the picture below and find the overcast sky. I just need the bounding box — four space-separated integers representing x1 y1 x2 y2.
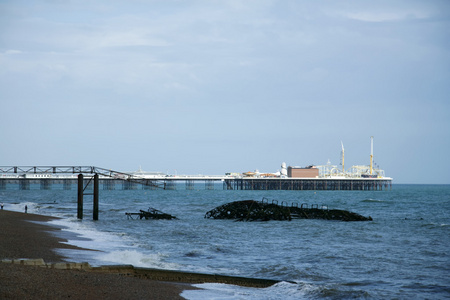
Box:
1 0 449 184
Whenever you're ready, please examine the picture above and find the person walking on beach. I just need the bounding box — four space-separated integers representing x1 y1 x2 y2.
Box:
1 203 3 210
25 205 27 213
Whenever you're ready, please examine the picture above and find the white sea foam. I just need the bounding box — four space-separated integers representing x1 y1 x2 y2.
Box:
95 250 181 269
181 281 309 300
5 201 37 213
361 199 385 203
48 219 160 266
4 199 181 269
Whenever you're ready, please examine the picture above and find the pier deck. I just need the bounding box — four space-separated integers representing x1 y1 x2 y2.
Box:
0 177 391 191
223 177 391 191
0 166 392 191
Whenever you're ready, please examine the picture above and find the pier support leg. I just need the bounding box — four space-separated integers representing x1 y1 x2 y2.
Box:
93 173 99 221
77 174 83 220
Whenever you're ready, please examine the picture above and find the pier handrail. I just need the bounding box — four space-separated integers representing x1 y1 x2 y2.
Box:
0 166 164 189
0 166 97 174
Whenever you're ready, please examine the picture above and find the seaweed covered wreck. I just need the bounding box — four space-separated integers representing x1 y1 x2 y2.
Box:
205 199 372 222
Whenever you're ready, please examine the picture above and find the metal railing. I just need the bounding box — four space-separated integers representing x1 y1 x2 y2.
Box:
0 166 164 189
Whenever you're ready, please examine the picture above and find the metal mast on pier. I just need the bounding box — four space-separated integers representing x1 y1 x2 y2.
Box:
370 136 374 175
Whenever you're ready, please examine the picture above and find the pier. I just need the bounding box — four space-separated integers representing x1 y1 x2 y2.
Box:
0 166 165 220
1 139 393 192
223 177 392 191
0 166 392 220
0 166 391 191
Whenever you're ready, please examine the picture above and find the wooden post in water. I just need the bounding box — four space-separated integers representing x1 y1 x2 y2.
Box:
93 173 99 220
77 174 83 219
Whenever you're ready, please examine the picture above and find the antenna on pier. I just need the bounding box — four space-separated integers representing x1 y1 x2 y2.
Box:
370 136 374 175
340 141 345 173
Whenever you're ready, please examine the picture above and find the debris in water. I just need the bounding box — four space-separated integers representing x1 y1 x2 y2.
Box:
205 198 372 222
125 207 177 220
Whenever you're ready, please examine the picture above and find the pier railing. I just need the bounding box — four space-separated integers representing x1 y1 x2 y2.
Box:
0 166 392 191
0 166 164 189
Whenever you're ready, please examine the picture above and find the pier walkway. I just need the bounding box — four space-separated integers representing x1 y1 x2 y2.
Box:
0 166 392 190
0 166 392 191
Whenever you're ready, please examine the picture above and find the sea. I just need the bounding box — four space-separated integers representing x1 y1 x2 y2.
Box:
1 184 449 299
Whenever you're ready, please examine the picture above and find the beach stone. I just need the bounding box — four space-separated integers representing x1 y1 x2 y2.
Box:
67 262 91 269
79 262 91 269
53 262 70 269
13 259 24 264
22 258 45 266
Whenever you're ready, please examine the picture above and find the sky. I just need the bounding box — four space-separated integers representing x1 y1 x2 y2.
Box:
1 0 449 184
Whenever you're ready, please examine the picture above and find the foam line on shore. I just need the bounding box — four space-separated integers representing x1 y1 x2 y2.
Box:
0 210 282 289
1 259 281 288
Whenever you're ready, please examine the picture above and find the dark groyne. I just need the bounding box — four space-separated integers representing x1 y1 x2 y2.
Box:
2 259 280 288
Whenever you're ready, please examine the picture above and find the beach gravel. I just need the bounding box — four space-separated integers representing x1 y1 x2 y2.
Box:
0 210 195 299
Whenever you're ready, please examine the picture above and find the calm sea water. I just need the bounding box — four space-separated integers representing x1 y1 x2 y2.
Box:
1 184 449 299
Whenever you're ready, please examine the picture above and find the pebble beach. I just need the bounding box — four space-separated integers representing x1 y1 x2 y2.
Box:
0 210 196 299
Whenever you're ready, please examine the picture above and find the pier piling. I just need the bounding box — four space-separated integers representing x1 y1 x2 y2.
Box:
77 174 83 220
93 174 99 221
